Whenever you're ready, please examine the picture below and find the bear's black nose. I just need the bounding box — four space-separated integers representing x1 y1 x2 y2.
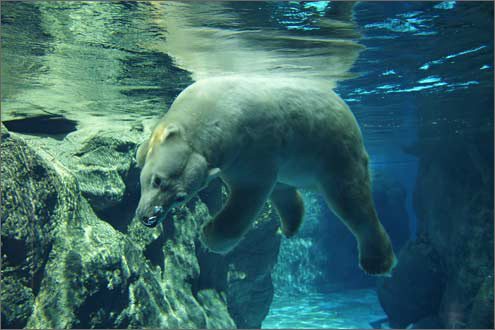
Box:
141 206 164 227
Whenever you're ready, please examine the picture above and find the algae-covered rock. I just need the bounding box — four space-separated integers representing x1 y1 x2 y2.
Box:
24 196 236 329
15 127 145 233
70 133 142 232
73 135 136 208
1 129 69 328
1 128 281 329
74 166 127 210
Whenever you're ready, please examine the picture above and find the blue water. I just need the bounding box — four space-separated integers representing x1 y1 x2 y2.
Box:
1 1 493 329
263 289 388 329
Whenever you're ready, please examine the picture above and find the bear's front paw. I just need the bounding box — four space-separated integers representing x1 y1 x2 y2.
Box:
200 221 240 255
358 236 397 276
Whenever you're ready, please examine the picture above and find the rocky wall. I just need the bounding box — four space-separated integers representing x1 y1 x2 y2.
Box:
377 88 494 329
1 123 281 329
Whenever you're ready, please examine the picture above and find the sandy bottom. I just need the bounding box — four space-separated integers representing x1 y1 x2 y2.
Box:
262 288 390 329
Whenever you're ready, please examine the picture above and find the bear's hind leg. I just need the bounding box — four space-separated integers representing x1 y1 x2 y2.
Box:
271 184 305 238
200 173 277 254
318 160 396 275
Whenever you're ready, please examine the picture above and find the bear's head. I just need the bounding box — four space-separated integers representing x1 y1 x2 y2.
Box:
135 123 219 227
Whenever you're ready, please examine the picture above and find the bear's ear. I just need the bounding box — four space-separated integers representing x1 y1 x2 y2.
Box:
136 139 150 168
158 124 180 143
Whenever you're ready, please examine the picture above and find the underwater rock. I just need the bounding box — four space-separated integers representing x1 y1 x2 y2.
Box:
1 129 65 328
0 131 227 328
72 134 140 230
25 198 237 329
11 127 144 233
1 129 281 329
1 276 35 329
411 88 494 329
377 239 445 328
74 167 126 210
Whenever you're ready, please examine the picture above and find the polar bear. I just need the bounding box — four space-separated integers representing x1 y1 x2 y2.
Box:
135 76 396 275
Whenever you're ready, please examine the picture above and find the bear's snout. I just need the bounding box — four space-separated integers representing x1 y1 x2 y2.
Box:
140 205 166 228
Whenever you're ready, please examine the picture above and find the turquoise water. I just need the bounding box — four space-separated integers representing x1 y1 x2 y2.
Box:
263 289 388 329
1 1 492 329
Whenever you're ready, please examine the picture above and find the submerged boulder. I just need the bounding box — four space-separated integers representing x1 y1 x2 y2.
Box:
10 127 145 234
70 133 142 232
377 239 445 328
379 87 494 329
412 89 494 329
0 128 235 328
1 124 59 328
1 127 281 329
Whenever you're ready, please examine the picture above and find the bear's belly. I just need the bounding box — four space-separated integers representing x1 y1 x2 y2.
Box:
276 156 322 190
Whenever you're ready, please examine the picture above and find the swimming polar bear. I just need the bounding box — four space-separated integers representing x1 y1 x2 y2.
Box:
135 76 396 275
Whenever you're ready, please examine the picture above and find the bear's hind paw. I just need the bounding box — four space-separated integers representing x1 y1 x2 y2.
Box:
359 251 397 276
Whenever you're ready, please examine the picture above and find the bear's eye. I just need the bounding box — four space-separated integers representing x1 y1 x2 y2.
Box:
152 176 162 189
